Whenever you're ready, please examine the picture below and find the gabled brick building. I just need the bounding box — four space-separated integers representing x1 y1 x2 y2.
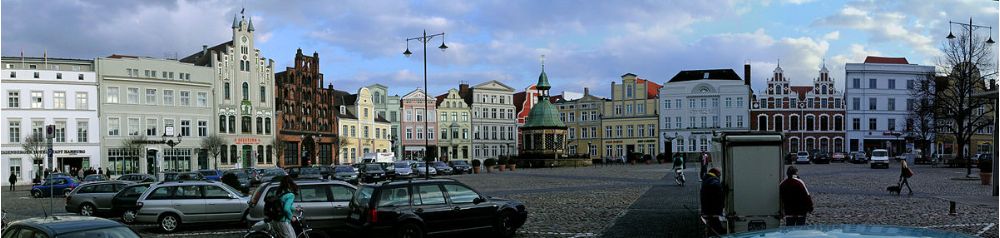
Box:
275 49 337 167
750 64 846 153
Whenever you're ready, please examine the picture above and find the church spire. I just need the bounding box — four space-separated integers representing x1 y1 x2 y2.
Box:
232 13 239 29
247 16 255 32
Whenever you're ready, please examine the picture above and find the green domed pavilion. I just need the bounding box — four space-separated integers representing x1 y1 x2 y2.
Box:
520 65 568 159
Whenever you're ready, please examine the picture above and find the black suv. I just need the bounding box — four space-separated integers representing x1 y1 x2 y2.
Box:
346 179 527 238
811 150 832 164
361 164 387 183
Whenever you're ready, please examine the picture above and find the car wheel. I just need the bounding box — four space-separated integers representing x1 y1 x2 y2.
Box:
159 213 181 233
31 189 42 198
121 209 137 224
79 203 95 216
495 211 517 238
396 222 424 238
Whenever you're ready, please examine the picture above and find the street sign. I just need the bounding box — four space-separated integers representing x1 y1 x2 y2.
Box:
47 148 53 157
45 125 55 139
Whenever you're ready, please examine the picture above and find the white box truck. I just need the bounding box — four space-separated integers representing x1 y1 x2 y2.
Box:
361 152 396 164
710 132 784 234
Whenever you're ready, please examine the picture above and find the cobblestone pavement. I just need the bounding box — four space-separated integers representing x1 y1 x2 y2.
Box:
1 161 995 238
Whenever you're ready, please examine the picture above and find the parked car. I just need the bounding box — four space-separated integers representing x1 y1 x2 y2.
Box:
432 161 455 175
319 165 335 180
870 149 890 169
1 216 140 238
449 160 473 174
286 167 324 180
110 182 152 224
811 150 831 164
346 179 528 238
31 176 79 198
258 168 287 184
378 162 397 179
832 152 847 163
65 181 134 216
197 170 223 181
117 173 157 183
413 162 438 177
134 180 249 232
223 170 252 191
850 151 868 164
234 168 261 184
82 174 109 183
333 165 360 184
361 164 387 183
795 151 811 164
163 172 204 181
245 179 357 230
393 161 415 178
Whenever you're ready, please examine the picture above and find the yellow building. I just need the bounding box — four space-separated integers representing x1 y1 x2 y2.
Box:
334 87 392 164
555 88 608 161
601 73 661 160
436 88 473 162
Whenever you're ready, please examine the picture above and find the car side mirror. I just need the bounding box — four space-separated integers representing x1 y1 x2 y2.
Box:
473 197 485 204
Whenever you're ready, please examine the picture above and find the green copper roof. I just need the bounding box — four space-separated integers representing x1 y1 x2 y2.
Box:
523 99 565 128
536 69 551 90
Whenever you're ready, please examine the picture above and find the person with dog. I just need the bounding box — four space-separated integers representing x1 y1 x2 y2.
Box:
780 166 813 226
899 160 914 195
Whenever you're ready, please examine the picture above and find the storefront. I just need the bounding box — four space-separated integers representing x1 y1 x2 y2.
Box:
2 146 99 185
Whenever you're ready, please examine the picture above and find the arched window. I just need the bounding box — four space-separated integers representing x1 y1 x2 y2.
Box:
256 117 263 134
806 116 815 131
242 82 249 100
820 138 830 152
790 138 800 152
259 86 266 103
821 85 828 94
775 85 783 95
241 116 251 133
834 138 844 153
774 115 784 132
805 138 815 151
834 116 844 131
374 92 381 104
219 115 226 133
757 115 768 131
224 82 231 100
265 118 271 134
790 115 800 131
820 116 829 131
228 116 236 134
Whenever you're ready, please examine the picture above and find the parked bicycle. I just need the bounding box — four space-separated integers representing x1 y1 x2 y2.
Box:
244 207 323 238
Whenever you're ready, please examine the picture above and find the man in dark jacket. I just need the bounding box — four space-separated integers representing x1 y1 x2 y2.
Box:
700 167 725 235
8 173 16 191
780 166 813 226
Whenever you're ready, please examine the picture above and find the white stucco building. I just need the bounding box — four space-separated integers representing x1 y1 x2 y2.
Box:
660 68 751 156
2 57 99 185
844 57 935 155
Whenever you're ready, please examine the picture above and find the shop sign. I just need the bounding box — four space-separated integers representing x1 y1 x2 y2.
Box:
2 149 86 155
234 137 261 144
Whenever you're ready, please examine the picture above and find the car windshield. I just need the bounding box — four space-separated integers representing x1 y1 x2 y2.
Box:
433 161 448 166
335 166 354 172
797 152 809 156
394 162 409 168
873 151 888 157
198 171 216 176
226 172 249 179
264 169 285 176
56 226 140 238
452 161 469 166
353 186 375 209
366 165 383 171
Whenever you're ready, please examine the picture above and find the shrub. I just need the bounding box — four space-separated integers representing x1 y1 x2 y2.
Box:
497 156 508 165
980 158 993 173
472 159 482 167
507 156 516 165
485 158 497 167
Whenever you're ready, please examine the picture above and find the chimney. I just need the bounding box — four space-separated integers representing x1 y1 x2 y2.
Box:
611 81 616 99
584 87 589 96
744 63 752 86
201 45 208 57
459 83 469 94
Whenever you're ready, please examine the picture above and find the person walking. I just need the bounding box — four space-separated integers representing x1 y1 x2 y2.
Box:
673 153 686 185
8 173 16 191
273 176 298 238
700 167 725 235
899 160 914 195
699 152 711 181
780 166 814 226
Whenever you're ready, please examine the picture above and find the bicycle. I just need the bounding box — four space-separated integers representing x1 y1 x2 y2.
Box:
244 207 321 238
674 167 686 186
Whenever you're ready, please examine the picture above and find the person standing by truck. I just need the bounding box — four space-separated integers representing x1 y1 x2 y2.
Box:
700 167 726 235
779 166 813 226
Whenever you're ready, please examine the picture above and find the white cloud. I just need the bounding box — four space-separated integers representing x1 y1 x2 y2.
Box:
823 31 840 41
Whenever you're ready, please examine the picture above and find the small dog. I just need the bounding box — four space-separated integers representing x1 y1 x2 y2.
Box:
887 185 901 195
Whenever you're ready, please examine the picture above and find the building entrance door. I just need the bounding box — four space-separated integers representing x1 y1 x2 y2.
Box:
242 145 252 168
59 157 84 173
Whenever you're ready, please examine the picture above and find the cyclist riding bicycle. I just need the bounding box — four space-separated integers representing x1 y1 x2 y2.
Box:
672 153 686 185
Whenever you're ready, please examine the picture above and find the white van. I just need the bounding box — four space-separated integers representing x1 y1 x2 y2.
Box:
870 149 890 169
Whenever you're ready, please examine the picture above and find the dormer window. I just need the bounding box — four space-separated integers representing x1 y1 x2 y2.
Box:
340 105 346 115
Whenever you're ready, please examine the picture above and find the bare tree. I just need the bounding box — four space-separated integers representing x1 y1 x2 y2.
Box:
22 134 47 178
337 137 352 164
121 135 147 174
923 24 997 176
271 140 286 167
907 77 937 160
201 134 226 170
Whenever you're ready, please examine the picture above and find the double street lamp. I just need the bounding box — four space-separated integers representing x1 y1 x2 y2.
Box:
404 30 448 179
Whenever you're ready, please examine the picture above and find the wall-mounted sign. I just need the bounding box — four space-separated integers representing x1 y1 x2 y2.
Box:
234 137 261 145
2 149 86 155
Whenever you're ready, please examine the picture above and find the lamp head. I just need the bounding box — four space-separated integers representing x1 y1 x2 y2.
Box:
947 32 956 39
403 48 412 57
438 42 448 52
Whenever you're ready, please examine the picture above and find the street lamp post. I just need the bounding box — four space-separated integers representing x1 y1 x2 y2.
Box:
799 102 805 152
404 30 448 180
946 18 995 177
162 132 182 172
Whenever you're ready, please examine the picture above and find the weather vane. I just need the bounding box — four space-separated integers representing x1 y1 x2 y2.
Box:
540 54 545 70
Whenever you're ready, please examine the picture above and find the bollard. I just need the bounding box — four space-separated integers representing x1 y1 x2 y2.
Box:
948 201 957 215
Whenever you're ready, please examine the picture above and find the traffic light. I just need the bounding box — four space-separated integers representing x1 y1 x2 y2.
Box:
45 125 55 139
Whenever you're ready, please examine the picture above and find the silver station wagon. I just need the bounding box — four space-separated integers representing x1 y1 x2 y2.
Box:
133 180 248 232
245 179 357 230
65 180 134 216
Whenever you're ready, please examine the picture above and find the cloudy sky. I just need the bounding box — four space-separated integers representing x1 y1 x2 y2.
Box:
3 0 998 97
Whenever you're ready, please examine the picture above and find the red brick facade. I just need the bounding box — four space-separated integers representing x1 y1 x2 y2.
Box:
750 65 846 153
275 49 338 167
